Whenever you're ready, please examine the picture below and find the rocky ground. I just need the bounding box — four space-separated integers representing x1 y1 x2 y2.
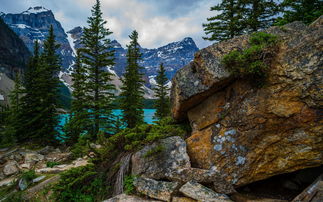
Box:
0 145 91 201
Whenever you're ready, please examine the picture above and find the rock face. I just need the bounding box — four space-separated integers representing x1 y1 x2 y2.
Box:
134 177 179 201
132 136 191 179
171 17 323 187
3 161 19 176
103 194 160 202
1 7 74 70
131 136 235 194
0 18 31 77
179 181 231 202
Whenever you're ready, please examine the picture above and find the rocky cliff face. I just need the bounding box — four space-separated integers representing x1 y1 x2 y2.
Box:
1 7 74 70
171 16 323 188
0 18 31 77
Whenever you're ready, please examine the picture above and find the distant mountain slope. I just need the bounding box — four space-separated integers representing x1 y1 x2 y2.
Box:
67 27 199 88
1 7 74 70
0 18 31 78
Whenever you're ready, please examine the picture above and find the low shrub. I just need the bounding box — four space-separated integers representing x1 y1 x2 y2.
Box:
53 164 107 202
222 32 278 87
70 135 91 159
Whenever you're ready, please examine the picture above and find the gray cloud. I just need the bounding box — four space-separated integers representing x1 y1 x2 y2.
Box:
1 0 218 49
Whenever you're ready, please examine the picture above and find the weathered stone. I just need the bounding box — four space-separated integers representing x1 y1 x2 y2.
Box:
179 181 232 202
168 167 235 194
37 146 55 155
186 127 214 169
103 194 160 202
187 91 226 131
292 175 323 202
170 35 250 121
134 177 179 201
172 18 323 187
20 163 31 169
45 152 71 162
0 177 16 187
131 136 235 193
36 158 88 174
0 172 5 180
132 136 191 180
19 178 28 190
32 175 46 183
24 175 61 200
24 152 44 164
231 193 288 202
3 160 19 176
172 197 196 202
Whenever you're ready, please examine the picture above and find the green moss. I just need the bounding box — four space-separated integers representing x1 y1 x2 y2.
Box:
124 175 136 194
98 117 187 162
222 32 278 87
46 161 60 168
144 144 165 158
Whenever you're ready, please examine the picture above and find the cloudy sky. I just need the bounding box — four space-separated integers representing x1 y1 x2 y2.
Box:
1 0 220 49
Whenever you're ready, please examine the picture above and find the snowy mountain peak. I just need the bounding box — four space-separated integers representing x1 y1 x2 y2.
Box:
22 6 50 14
111 40 123 49
181 37 195 45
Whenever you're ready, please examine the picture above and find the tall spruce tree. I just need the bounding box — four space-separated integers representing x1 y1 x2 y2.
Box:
37 25 61 144
0 74 23 146
276 0 323 25
120 30 145 128
18 41 42 142
64 51 88 144
242 0 279 32
79 0 116 139
153 63 170 119
203 0 244 41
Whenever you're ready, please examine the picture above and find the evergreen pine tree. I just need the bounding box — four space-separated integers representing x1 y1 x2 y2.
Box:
242 0 279 32
0 74 23 146
37 25 61 144
203 0 244 41
276 0 323 25
153 63 170 119
79 0 116 139
18 41 42 142
64 51 88 144
120 30 145 128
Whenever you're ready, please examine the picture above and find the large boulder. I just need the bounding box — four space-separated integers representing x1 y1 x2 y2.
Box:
103 194 160 202
131 136 234 193
24 152 44 165
171 18 323 187
3 160 19 176
179 181 232 202
134 177 179 201
132 136 191 179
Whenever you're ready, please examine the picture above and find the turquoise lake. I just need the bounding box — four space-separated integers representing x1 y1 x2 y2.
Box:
58 109 157 132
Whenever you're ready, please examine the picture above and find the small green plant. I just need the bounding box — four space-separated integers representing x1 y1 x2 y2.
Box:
222 32 278 87
124 175 136 194
144 145 165 158
53 164 107 202
46 161 60 168
21 170 37 182
70 135 91 159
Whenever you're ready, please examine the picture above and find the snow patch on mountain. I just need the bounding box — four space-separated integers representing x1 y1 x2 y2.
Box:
22 6 50 14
